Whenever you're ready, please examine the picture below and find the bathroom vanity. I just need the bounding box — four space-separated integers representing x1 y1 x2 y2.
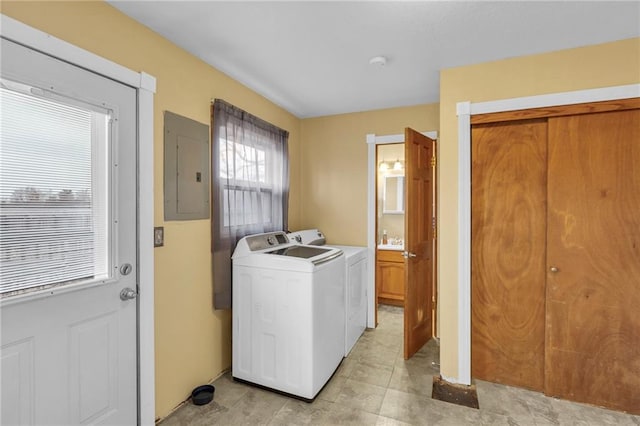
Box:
376 247 405 306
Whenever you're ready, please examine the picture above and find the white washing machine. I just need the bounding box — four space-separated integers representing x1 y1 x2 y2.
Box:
288 229 368 355
232 231 345 400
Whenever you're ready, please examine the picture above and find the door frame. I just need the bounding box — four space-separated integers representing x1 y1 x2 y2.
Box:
365 131 437 329
452 83 640 386
0 14 157 424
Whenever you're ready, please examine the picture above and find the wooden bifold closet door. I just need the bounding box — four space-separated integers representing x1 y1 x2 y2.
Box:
471 103 640 414
471 119 548 391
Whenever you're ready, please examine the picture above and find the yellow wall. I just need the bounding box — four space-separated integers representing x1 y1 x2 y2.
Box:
0 1 302 419
438 37 640 380
299 104 439 246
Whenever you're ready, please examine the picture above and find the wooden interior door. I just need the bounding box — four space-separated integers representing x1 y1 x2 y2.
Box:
403 128 435 359
545 109 640 414
471 119 548 390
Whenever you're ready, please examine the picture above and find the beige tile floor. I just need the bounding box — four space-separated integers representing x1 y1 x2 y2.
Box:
160 305 640 425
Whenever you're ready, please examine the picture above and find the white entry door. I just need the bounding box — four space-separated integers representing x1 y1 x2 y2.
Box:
0 38 138 425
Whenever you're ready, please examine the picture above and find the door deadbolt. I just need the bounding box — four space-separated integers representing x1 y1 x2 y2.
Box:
120 263 133 276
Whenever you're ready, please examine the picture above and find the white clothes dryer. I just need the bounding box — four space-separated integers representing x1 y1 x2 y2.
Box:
287 229 368 355
232 231 345 400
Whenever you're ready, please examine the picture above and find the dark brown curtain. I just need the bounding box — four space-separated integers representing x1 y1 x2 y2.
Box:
211 99 289 309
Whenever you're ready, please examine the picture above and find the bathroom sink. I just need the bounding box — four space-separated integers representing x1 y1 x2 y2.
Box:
377 243 404 251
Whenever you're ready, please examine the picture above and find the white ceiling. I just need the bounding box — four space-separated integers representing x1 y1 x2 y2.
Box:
108 1 640 118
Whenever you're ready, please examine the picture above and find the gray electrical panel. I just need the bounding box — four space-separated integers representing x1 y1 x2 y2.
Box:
164 111 210 221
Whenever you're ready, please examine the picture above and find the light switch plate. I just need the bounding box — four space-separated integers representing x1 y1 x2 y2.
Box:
154 227 164 247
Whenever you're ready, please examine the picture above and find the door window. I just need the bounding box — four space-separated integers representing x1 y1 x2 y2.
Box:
0 79 113 297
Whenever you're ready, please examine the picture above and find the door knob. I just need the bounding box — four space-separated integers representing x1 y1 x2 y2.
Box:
549 266 559 273
402 251 417 259
120 287 138 301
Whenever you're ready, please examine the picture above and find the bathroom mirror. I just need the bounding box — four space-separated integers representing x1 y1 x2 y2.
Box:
383 175 404 214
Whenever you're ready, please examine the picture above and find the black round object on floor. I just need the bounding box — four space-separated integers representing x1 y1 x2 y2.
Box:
191 384 215 405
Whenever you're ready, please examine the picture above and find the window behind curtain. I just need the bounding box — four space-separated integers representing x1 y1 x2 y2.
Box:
211 99 289 309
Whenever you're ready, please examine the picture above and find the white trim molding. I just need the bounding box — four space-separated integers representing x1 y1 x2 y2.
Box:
137 79 156 425
1 14 157 425
455 83 640 386
471 84 640 116
455 102 471 386
0 15 142 90
365 131 437 329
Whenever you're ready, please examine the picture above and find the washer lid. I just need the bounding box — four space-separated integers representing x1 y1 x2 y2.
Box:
266 245 331 259
233 231 343 266
264 245 343 265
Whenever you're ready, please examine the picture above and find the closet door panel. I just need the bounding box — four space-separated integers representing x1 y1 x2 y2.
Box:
546 109 640 414
471 119 547 391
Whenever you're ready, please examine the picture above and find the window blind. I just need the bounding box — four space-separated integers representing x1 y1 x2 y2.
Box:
0 82 111 297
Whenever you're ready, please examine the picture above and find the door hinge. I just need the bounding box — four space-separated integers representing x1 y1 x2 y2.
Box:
432 217 437 239
431 155 436 168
